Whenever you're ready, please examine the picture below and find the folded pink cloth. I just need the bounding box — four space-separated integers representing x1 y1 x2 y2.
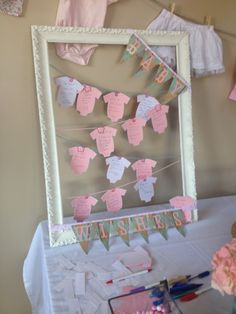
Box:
0 0 24 16
55 0 119 65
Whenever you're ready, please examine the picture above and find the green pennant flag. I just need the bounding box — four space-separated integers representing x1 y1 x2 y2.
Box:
72 223 91 254
168 77 186 97
132 215 149 243
154 64 173 84
134 50 160 76
163 211 175 228
172 210 186 237
113 218 130 246
120 34 145 63
152 213 168 240
97 221 111 251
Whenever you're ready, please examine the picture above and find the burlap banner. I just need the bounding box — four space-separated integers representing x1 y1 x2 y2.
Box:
120 33 188 101
72 209 189 254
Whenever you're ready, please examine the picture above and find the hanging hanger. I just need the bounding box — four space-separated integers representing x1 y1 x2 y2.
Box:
170 2 176 15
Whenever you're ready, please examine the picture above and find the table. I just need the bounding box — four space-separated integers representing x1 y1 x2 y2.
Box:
23 196 236 314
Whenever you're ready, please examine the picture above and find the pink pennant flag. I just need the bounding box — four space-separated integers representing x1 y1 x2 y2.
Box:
71 196 98 222
131 159 157 180
101 188 126 212
76 85 102 116
90 126 117 157
69 146 96 175
121 118 146 146
147 104 169 134
103 92 130 122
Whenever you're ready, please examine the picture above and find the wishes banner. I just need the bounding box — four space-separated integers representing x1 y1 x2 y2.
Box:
97 221 111 251
113 218 130 246
72 209 187 253
131 215 149 243
72 223 91 254
135 50 161 76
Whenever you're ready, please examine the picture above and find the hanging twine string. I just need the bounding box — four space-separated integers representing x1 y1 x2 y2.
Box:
66 160 179 199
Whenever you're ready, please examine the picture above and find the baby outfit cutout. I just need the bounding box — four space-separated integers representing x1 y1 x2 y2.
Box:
55 76 83 107
136 95 160 120
55 0 119 65
90 127 117 157
103 92 130 122
71 196 98 222
134 177 157 202
122 118 146 146
147 104 169 134
132 159 157 180
101 188 126 212
106 156 131 183
69 146 96 175
147 9 225 77
76 85 102 116
229 84 236 101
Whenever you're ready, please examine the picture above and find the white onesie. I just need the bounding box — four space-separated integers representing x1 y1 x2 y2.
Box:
147 9 225 77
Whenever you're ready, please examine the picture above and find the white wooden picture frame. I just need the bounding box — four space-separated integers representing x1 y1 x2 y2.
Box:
31 26 196 247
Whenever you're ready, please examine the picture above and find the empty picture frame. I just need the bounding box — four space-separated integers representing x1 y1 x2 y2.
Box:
31 26 196 247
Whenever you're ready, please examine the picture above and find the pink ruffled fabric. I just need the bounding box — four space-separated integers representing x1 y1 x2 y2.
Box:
211 238 236 295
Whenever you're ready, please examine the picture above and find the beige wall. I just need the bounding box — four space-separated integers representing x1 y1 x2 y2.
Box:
0 0 235 313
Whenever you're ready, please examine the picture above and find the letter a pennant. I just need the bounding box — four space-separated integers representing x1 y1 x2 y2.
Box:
134 50 161 76
113 218 130 246
152 213 168 240
172 210 186 237
131 215 149 243
72 223 91 254
97 221 111 251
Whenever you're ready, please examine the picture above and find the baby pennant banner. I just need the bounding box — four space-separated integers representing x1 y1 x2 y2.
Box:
120 34 145 62
172 210 186 237
168 77 186 97
131 215 149 243
72 223 91 254
134 50 161 76
152 213 168 240
152 64 173 86
113 218 130 246
97 221 111 251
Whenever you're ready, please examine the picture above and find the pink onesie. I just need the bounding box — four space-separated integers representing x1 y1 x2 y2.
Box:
71 196 97 222
90 127 117 157
132 159 157 180
101 188 126 212
69 146 96 175
103 92 130 122
55 0 119 65
122 118 146 146
147 104 169 134
76 85 102 116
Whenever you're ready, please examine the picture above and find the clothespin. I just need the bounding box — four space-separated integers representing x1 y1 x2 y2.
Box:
170 3 176 15
204 15 212 26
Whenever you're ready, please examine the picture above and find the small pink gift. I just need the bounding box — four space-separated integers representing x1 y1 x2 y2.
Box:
0 0 24 17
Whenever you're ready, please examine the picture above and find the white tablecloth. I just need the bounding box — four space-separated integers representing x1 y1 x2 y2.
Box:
23 196 236 314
